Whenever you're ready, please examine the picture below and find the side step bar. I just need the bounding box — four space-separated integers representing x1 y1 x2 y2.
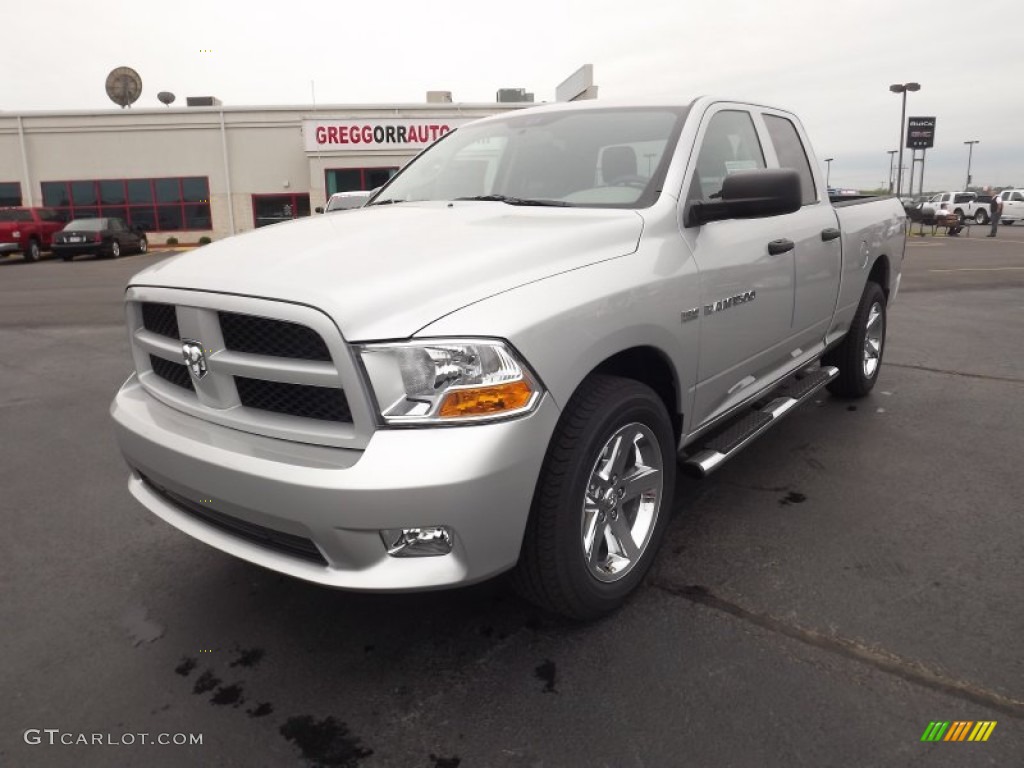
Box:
682 366 839 477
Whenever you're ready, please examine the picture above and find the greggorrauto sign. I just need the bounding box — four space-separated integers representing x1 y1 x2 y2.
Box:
303 119 475 152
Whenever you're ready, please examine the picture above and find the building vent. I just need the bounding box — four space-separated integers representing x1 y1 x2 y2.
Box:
426 91 453 103
185 96 222 107
496 88 534 103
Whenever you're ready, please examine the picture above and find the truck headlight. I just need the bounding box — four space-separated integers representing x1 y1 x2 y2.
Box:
357 339 542 425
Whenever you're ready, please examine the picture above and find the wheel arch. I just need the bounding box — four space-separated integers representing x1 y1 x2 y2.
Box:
868 254 891 299
585 345 683 444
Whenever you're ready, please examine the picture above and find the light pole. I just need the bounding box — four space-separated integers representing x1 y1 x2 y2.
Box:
887 150 898 194
890 82 921 198
825 158 834 188
963 140 979 192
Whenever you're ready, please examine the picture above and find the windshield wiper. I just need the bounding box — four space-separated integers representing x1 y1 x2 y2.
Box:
366 198 406 206
453 194 571 207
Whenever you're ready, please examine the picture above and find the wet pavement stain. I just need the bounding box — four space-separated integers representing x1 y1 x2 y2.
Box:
779 491 807 506
174 657 197 676
846 405 858 412
535 659 557 693
247 702 274 718
122 606 165 647
192 669 221 695
279 715 373 768
210 683 245 707
430 755 462 768
230 646 265 668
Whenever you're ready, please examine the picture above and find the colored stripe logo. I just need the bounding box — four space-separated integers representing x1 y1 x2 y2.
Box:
920 721 996 742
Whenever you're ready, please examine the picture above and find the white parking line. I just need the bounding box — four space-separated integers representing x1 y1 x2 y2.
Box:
927 267 1024 273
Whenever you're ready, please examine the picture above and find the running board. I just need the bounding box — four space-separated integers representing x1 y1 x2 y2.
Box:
682 366 839 477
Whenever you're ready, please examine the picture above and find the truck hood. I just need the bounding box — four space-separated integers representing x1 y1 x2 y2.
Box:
129 202 644 340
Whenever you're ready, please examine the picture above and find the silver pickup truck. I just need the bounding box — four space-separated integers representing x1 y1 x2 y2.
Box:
112 99 906 619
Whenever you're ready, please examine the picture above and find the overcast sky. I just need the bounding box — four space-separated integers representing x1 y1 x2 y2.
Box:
6 0 1021 192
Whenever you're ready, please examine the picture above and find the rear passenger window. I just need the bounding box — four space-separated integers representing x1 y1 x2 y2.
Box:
689 110 765 201
1012 192 1024 202
763 115 817 205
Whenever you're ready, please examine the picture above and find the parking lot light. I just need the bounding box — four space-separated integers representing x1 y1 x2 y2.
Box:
964 140 979 192
890 82 921 198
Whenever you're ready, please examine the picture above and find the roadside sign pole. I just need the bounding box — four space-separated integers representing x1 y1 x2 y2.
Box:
919 149 927 199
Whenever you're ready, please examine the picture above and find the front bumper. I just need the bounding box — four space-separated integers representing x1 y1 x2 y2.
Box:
0 242 23 255
111 374 559 590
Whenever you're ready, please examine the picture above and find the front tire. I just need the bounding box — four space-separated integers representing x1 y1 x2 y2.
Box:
824 281 887 398
954 209 965 225
512 375 676 620
137 237 148 254
109 240 121 258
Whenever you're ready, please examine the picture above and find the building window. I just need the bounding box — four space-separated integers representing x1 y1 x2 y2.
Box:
0 182 23 207
252 194 311 228
39 177 211 231
325 167 398 196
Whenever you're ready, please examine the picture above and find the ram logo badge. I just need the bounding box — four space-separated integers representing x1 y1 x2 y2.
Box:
181 340 208 379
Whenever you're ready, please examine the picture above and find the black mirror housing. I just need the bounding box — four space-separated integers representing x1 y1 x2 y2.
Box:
314 207 324 214
686 169 803 227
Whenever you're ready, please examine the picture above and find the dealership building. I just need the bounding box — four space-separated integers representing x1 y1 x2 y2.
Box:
0 98 532 243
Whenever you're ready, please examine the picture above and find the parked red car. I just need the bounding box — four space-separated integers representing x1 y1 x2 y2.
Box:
0 207 67 262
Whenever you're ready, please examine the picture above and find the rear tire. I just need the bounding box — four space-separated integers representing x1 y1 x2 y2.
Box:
23 239 41 262
61 254 73 262
824 281 887 398
975 210 989 225
138 237 148 254
954 209 965 225
110 240 121 258
512 375 676 620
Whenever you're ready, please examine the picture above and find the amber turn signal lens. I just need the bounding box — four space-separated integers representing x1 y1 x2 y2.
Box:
438 380 534 418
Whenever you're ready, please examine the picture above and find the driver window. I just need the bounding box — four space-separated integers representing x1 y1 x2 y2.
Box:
689 110 765 201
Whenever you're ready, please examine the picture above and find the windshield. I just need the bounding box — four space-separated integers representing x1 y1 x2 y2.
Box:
64 219 106 231
370 106 689 209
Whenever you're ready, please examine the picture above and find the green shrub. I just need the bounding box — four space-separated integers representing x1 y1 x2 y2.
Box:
198 236 212 245
166 236 179 245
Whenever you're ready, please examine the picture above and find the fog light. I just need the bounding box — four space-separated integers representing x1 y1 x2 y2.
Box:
381 526 453 557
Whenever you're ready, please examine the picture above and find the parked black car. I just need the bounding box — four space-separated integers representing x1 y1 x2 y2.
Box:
52 217 148 261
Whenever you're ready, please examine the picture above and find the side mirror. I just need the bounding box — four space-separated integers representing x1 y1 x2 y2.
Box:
686 169 802 227
314 206 324 214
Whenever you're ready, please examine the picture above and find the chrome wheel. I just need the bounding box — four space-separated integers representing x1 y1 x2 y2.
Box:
138 237 148 254
862 301 884 379
581 422 663 583
111 240 121 258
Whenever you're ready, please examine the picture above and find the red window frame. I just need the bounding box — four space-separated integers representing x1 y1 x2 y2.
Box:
251 193 311 228
39 177 211 232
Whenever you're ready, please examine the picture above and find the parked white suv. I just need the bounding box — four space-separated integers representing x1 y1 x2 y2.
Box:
996 189 1024 224
921 192 985 224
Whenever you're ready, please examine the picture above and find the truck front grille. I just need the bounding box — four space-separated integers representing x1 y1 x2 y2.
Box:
141 302 180 339
141 474 328 566
150 355 194 391
128 290 369 449
235 377 351 422
219 311 331 361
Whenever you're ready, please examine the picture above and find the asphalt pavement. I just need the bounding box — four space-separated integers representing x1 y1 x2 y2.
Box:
1 229 1022 767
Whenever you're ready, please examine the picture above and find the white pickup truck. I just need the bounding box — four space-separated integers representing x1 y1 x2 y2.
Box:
111 99 906 619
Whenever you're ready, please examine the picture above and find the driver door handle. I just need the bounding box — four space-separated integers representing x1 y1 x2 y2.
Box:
821 227 841 241
767 238 794 255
